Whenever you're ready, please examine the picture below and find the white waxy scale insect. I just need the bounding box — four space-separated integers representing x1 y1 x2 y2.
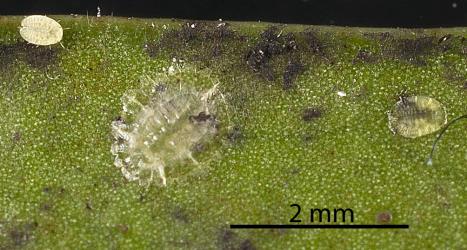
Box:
388 96 447 138
19 15 63 46
111 74 219 187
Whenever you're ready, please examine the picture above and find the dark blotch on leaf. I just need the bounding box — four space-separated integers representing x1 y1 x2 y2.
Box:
139 193 146 203
0 44 17 69
240 239 256 250
179 22 202 42
10 230 29 246
176 22 235 43
114 116 125 124
30 46 58 68
391 37 436 64
42 186 51 194
217 228 256 250
259 26 296 55
218 229 238 250
206 23 235 40
302 107 323 121
171 206 190 223
363 32 393 42
303 29 325 54
302 134 313 144
227 126 243 143
353 49 376 64
41 186 65 196
259 65 275 81
212 43 222 57
283 59 304 90
0 42 59 70
12 131 21 143
146 21 236 60
245 26 297 81
9 221 38 247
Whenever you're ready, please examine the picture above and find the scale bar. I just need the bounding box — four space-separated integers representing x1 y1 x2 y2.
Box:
230 224 409 229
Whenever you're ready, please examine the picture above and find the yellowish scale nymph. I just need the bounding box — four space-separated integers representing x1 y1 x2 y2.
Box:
388 96 447 138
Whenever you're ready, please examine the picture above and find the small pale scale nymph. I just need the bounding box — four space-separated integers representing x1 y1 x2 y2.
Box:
111 74 219 186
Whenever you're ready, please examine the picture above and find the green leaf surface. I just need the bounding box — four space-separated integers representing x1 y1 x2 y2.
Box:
0 16 466 249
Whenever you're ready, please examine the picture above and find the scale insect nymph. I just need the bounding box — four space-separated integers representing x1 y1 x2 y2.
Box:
111 65 223 187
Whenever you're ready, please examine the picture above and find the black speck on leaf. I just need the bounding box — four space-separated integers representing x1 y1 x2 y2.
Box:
302 107 323 121
375 211 392 224
189 111 213 123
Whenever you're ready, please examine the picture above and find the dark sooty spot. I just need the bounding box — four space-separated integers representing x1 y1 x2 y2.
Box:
227 126 243 143
363 32 394 42
375 211 392 224
10 230 29 246
42 186 51 194
303 29 326 54
302 134 313 144
0 44 18 69
0 42 59 70
176 22 235 43
283 59 304 90
11 131 21 143
353 49 377 64
217 229 239 250
171 206 190 223
217 228 256 250
302 107 323 121
461 37 467 55
391 37 436 64
9 221 38 247
146 21 236 59
41 186 66 196
240 239 256 250
245 26 298 81
114 115 123 121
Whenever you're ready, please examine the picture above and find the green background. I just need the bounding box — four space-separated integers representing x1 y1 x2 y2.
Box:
0 16 466 249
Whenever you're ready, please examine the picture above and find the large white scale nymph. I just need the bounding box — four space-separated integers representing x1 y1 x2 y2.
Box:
111 69 220 187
